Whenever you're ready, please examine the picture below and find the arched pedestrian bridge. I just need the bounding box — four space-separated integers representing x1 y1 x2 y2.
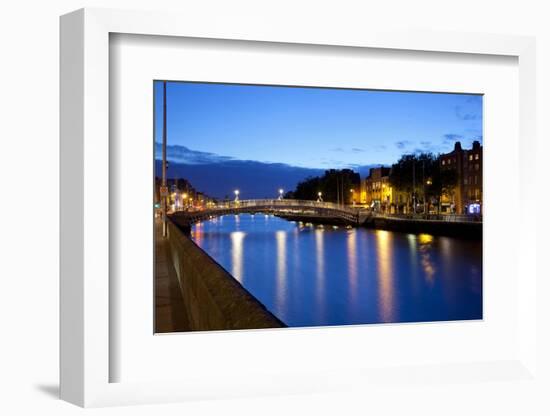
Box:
170 199 369 227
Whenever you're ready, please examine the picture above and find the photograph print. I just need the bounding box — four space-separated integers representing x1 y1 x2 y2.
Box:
154 81 483 333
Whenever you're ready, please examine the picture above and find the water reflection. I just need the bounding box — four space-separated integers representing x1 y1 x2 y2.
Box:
275 230 287 312
375 230 395 322
418 233 436 284
193 221 203 246
230 231 245 283
315 229 325 320
347 229 358 307
192 214 482 327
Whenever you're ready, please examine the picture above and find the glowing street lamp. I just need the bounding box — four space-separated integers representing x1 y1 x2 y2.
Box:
350 189 356 206
278 188 284 200
317 191 323 202
234 189 240 202
182 192 188 209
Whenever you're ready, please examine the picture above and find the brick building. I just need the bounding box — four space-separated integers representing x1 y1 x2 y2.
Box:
439 141 483 215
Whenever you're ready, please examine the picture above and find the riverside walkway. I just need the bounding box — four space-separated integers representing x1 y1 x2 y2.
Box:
154 218 190 333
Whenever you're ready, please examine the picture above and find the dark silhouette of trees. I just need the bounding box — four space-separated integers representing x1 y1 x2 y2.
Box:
288 169 360 204
389 153 458 213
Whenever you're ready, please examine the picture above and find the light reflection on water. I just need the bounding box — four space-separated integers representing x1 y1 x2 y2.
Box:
275 230 287 313
375 230 395 323
191 214 482 327
229 231 245 283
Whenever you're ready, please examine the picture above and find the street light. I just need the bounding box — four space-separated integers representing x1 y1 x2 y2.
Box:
182 192 188 209
317 191 323 202
425 179 432 214
278 188 284 200
350 189 355 206
234 189 240 202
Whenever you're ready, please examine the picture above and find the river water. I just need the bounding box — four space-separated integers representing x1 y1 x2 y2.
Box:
191 213 482 327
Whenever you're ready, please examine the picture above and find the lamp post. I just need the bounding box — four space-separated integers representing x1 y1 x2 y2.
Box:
278 188 284 200
234 189 240 202
182 192 188 209
317 191 323 202
161 81 168 236
350 189 355 206
425 179 432 214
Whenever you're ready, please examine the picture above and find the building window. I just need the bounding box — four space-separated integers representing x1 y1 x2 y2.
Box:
475 164 479 171
464 178 468 185
442 160 445 166
475 153 479 160
474 175 478 185
469 154 473 161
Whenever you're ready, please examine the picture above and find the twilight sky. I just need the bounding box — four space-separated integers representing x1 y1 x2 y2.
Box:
154 81 482 198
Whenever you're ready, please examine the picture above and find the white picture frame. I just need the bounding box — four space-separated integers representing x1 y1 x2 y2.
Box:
60 8 538 408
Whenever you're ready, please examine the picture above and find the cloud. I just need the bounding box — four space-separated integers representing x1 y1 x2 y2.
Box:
330 147 365 153
455 105 481 121
347 164 385 177
443 133 463 141
154 158 324 199
320 159 346 166
416 141 443 154
395 140 411 149
155 143 235 165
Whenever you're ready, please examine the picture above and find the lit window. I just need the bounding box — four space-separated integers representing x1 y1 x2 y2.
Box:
469 154 473 161
442 160 446 166
475 153 479 160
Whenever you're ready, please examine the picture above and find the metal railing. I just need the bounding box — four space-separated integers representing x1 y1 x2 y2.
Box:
370 212 482 223
197 199 359 214
174 199 362 224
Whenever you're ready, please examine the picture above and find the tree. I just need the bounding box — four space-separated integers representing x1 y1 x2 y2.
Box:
389 152 445 213
435 168 458 213
289 169 360 203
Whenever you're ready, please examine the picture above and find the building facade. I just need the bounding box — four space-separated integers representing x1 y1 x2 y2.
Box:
439 141 483 215
360 167 394 212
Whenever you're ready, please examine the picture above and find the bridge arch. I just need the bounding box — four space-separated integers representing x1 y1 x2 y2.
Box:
169 199 367 227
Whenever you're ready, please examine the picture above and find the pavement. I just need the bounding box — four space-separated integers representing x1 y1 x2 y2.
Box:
154 218 190 333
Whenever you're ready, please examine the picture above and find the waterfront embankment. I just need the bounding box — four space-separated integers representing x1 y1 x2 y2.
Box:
363 215 482 239
165 218 286 331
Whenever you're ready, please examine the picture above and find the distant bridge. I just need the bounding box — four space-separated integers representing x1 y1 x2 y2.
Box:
170 199 369 226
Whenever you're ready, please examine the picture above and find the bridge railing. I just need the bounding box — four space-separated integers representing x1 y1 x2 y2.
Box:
207 199 359 214
370 212 482 223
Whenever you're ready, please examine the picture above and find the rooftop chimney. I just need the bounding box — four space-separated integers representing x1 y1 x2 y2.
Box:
454 141 462 152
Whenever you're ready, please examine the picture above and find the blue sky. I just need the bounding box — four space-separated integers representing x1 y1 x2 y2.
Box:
153 81 482 198
154 81 482 167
